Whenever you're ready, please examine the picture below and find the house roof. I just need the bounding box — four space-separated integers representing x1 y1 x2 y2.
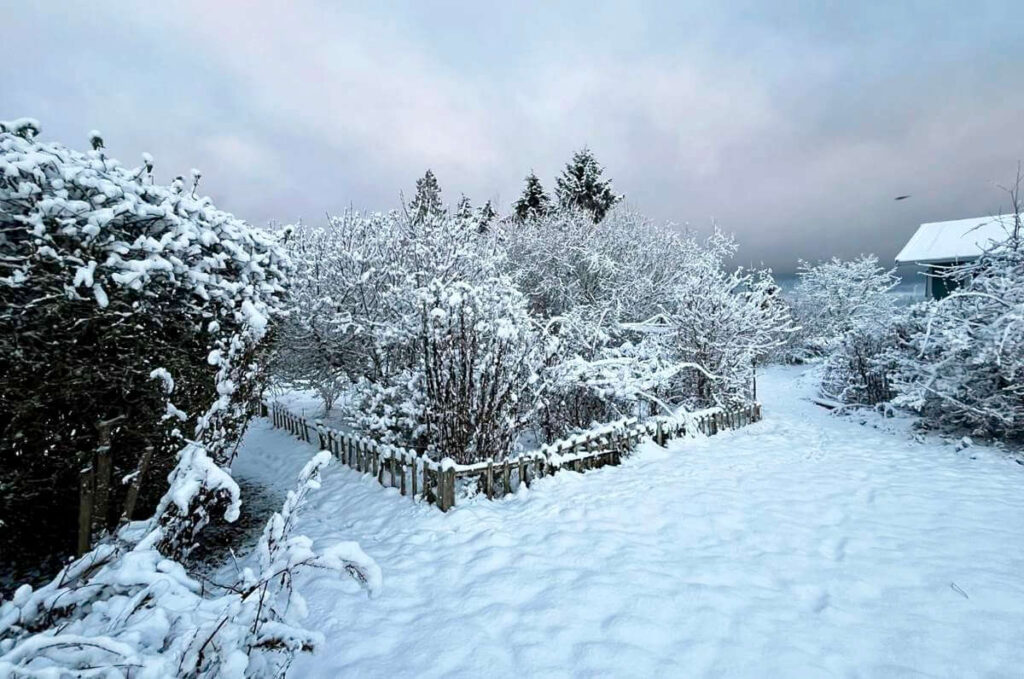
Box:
895 214 1021 264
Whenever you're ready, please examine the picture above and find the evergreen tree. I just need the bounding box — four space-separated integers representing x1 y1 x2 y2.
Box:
455 194 474 223
409 169 443 223
554 148 621 222
513 171 551 222
476 200 497 233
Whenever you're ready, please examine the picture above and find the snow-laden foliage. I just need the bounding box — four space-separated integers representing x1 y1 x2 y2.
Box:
656 261 794 409
497 208 689 322
782 255 901 405
787 255 899 361
274 210 496 413
0 119 288 574
278 205 783 458
0 119 373 677
0 451 379 678
885 233 1024 437
418 279 540 463
276 210 537 457
357 276 542 462
496 208 703 433
499 211 791 428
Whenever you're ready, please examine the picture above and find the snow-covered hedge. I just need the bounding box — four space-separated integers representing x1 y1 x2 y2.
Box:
0 119 380 677
0 119 290 570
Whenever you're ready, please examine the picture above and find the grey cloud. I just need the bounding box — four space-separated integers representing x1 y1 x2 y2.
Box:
3 1 1022 272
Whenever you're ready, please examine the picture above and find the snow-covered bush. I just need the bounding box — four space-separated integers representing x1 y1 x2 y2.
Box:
787 255 899 361
657 260 793 409
0 451 380 678
886 234 1024 436
355 277 541 463
0 119 288 576
499 211 789 425
278 211 541 461
783 255 901 405
496 208 697 433
418 278 540 463
280 203 783 454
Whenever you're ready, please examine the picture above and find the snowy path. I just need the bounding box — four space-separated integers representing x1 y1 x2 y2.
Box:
232 366 1024 678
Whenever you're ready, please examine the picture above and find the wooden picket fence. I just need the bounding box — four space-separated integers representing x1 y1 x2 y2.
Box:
264 401 762 512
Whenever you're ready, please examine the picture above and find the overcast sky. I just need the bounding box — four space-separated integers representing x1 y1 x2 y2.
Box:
5 1 1023 272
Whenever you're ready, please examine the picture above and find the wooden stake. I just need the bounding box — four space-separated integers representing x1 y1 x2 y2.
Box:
486 461 494 500
120 445 154 524
77 466 94 557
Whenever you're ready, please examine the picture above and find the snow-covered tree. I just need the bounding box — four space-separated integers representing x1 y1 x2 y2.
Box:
513 171 551 222
475 200 497 233
407 169 443 224
554 148 621 223
455 194 473 223
496 209 783 432
277 209 510 453
271 222 357 412
785 256 901 404
658 259 794 408
789 255 899 360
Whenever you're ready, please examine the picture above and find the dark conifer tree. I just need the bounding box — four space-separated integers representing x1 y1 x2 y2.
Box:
513 171 551 222
554 148 621 222
408 169 443 223
476 200 497 233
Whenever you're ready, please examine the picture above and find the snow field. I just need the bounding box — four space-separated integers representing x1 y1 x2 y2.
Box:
232 365 1024 678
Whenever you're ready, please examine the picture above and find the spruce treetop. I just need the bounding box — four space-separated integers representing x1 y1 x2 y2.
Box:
513 171 552 222
476 200 497 233
554 148 622 223
409 169 443 223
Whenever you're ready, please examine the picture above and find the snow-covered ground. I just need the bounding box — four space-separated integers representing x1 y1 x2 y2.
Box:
231 365 1024 678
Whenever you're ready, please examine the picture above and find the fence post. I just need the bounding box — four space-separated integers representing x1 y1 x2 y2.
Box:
411 457 417 497
91 418 118 539
486 460 494 499
120 445 154 525
445 468 456 510
502 461 511 495
77 466 94 556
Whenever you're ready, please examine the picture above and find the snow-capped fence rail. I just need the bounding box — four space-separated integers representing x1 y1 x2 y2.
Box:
263 401 761 511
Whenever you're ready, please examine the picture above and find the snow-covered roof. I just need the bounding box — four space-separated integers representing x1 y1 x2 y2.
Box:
895 214 1020 264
